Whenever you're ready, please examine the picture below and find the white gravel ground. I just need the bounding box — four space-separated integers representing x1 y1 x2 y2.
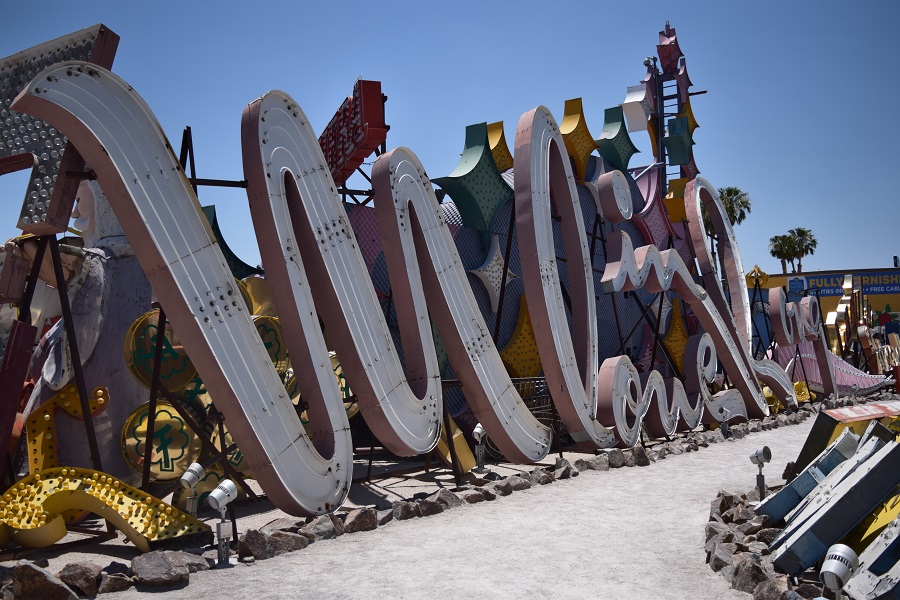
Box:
94 418 813 600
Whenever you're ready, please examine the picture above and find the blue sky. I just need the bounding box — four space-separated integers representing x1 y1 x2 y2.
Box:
1 1 898 275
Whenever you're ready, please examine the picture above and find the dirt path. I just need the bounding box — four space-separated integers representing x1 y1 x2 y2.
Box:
107 419 813 599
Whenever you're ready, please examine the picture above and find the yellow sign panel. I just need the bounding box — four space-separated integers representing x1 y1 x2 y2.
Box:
124 309 197 392
121 401 202 482
0 467 209 551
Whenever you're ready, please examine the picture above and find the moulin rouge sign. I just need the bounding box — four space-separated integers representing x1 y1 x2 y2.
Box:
9 57 835 516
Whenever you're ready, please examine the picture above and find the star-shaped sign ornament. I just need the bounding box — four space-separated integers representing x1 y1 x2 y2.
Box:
468 233 517 314
663 116 694 166
680 152 700 180
675 59 694 104
487 121 514 172
677 98 699 135
657 22 683 75
595 106 640 172
621 84 653 133
499 294 543 378
434 122 514 248
663 177 689 222
560 98 598 183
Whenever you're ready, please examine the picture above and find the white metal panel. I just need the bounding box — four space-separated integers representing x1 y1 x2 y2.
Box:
621 84 652 133
514 106 616 448
685 178 796 413
372 147 550 463
242 91 441 457
601 229 769 419
13 62 350 516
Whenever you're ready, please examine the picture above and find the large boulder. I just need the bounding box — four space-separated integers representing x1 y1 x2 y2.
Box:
391 501 419 521
259 517 301 535
751 574 789 600
271 531 310 552
238 529 309 560
484 478 514 497
299 514 344 539
709 544 734 572
552 458 576 479
343 507 379 532
710 492 739 521
506 475 532 491
706 429 725 443
131 551 208 586
477 485 497 501
755 528 781 545
705 521 730 542
416 499 445 517
725 506 757 525
428 488 464 509
589 454 610 471
57 562 102 598
97 573 133 594
631 445 651 467
238 529 277 560
12 562 78 600
527 469 554 485
573 458 595 472
607 449 627 468
456 489 486 504
731 554 771 593
705 530 736 554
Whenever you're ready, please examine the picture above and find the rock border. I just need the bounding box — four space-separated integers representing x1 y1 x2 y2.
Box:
3 391 881 597
703 391 894 600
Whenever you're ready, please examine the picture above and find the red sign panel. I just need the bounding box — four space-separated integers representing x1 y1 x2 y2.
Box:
318 80 388 186
824 400 900 424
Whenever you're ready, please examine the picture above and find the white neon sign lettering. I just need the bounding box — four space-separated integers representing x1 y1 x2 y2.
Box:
12 61 826 514
14 63 351 516
241 91 441 458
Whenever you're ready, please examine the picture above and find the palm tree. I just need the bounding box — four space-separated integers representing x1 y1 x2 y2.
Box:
702 187 752 280
788 227 817 273
769 234 797 274
717 187 752 226
702 187 753 231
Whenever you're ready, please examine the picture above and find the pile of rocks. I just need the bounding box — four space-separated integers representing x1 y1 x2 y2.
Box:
0 549 213 597
705 490 826 599
701 392 892 599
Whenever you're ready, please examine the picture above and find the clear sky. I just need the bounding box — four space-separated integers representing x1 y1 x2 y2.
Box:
1 0 898 276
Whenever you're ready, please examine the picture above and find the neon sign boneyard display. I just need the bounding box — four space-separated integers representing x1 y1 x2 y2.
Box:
12 61 836 516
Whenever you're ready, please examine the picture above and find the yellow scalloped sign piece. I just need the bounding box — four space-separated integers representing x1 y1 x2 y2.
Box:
663 298 689 373
487 122 514 172
499 295 543 378
0 467 209 551
560 98 598 183
25 385 109 474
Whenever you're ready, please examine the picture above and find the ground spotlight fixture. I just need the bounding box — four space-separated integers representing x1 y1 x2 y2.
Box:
472 423 488 474
750 446 771 466
207 479 238 567
180 462 204 518
820 543 859 593
749 446 772 500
